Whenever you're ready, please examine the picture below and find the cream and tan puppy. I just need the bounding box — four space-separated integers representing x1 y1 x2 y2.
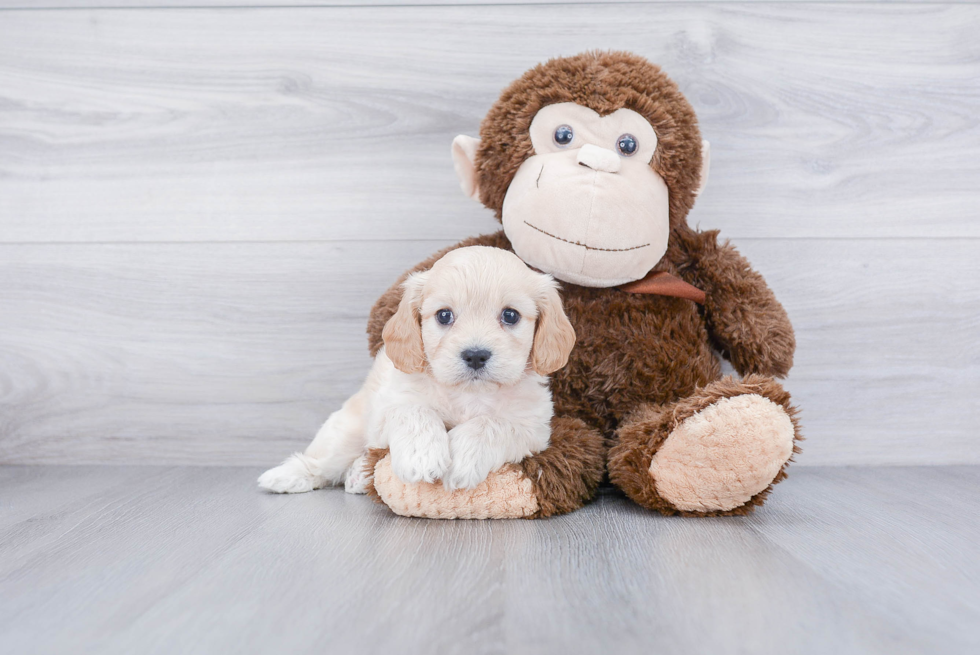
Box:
258 246 576 495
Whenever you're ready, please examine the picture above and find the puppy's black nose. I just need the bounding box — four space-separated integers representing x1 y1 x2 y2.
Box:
461 348 492 370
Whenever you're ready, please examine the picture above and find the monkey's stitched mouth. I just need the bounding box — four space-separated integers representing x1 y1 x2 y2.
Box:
523 221 650 253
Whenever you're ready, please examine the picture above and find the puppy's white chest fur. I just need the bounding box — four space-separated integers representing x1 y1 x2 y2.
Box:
367 351 553 446
356 350 554 491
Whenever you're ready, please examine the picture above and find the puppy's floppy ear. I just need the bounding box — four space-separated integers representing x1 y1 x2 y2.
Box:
531 276 577 376
382 272 428 374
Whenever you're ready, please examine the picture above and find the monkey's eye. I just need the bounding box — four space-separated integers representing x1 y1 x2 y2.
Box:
616 134 638 156
436 309 454 326
553 125 574 147
500 308 521 326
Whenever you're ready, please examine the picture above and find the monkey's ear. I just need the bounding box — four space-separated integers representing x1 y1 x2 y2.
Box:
694 139 710 197
451 135 481 202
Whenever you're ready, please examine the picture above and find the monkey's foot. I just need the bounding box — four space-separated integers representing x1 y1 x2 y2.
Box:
365 417 605 519
608 375 801 516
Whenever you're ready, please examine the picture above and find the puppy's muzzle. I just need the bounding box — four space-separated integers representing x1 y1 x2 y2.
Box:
461 348 492 371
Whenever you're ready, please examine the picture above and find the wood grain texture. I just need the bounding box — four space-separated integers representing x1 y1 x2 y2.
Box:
3 0 701 7
2 0 968 9
0 238 976 466
1 4 979 242
1 3 977 467
0 466 977 654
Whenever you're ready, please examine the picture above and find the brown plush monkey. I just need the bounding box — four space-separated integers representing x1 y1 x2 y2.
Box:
366 51 801 518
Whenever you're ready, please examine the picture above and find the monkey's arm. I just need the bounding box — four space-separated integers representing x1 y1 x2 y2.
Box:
366 231 511 355
681 231 795 378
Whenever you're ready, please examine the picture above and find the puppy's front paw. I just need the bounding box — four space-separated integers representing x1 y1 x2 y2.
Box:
443 421 495 491
443 457 493 491
391 437 451 485
257 453 324 494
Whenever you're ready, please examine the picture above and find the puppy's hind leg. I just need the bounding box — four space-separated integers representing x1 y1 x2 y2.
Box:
258 386 370 494
256 451 330 495
343 454 372 495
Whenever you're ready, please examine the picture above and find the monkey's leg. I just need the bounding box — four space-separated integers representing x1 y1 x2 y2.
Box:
607 375 802 516
365 417 605 519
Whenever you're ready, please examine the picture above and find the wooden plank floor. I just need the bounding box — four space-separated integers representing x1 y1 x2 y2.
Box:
1 466 977 654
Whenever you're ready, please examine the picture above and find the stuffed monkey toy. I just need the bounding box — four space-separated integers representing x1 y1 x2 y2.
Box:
366 51 801 518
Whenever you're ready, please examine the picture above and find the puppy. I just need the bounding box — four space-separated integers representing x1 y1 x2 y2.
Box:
258 246 576 494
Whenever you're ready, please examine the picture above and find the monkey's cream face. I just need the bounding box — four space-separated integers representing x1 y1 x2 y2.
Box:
501 103 669 287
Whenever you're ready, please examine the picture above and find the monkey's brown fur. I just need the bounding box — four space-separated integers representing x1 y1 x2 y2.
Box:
367 52 801 517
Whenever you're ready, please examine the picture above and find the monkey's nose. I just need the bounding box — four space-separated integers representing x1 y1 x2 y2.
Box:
577 144 621 173
461 348 492 370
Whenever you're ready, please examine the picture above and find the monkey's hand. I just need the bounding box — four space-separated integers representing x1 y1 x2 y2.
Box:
682 231 796 378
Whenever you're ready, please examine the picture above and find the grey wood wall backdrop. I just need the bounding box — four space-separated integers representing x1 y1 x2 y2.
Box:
0 3 978 466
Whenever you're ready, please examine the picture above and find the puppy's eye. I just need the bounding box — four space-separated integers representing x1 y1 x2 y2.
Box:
616 133 638 156
436 309 454 326
500 308 521 325
553 125 574 147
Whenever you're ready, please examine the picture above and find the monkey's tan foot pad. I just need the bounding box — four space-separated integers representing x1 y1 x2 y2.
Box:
371 455 538 519
650 394 795 513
